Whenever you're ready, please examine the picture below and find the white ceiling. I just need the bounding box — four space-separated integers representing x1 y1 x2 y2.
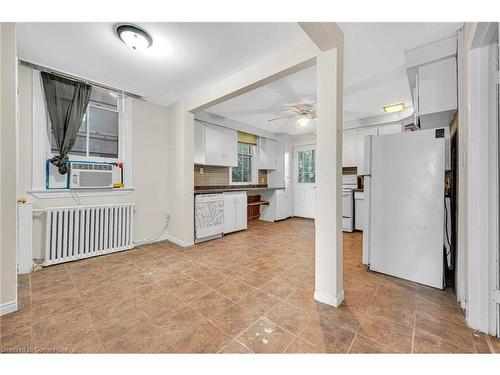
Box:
18 22 463 134
205 65 317 135
17 22 307 106
205 22 463 134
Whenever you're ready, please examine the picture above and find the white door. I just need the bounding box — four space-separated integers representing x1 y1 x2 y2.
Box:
293 145 316 219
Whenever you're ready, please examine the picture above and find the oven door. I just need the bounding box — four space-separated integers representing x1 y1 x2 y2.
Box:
342 190 353 218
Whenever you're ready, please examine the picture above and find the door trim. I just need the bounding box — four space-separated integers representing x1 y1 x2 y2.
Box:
293 144 316 219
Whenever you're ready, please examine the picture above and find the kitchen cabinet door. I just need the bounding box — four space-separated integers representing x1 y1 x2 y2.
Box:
276 188 293 221
258 138 277 170
418 57 457 116
223 192 247 233
223 194 237 234
205 124 238 167
342 129 357 167
194 121 206 165
356 127 378 175
235 193 248 231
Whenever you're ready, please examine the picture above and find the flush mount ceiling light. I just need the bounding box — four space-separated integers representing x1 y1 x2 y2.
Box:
115 24 153 51
383 103 405 113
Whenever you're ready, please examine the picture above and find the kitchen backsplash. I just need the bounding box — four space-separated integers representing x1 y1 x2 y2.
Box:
194 165 268 187
258 170 268 185
194 165 229 186
342 166 358 175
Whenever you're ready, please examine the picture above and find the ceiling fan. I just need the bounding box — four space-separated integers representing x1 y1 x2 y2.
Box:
268 104 316 128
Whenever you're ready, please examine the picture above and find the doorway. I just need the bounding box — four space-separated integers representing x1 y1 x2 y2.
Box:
293 144 316 219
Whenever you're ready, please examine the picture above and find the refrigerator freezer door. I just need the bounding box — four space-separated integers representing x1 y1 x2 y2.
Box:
368 129 445 289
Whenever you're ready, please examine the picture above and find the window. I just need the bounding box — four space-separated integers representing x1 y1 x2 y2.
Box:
232 143 253 183
297 149 315 183
50 86 120 159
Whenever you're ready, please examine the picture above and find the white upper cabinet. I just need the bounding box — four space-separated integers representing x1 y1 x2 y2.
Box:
342 124 402 172
342 129 357 167
258 137 277 170
194 121 238 167
404 36 457 130
194 121 206 165
417 57 457 118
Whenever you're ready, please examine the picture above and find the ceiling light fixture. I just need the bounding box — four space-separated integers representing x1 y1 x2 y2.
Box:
383 103 405 113
297 116 310 127
115 24 153 51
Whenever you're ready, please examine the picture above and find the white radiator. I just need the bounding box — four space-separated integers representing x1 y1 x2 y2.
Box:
44 203 135 266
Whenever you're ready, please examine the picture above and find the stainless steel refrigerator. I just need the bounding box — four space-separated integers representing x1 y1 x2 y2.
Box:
362 128 447 289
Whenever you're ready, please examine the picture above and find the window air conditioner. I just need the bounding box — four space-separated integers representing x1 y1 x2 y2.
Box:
69 162 114 189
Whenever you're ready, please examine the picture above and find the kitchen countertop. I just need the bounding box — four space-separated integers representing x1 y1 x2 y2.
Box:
194 185 285 194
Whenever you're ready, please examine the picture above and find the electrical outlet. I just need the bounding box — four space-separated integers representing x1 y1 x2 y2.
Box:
200 167 204 174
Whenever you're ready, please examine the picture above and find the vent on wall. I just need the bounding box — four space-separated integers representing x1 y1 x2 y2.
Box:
43 203 134 266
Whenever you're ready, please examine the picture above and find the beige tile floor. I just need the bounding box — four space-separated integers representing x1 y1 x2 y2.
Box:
1 218 498 353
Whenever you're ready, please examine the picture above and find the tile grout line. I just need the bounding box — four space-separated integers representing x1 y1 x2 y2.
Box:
410 305 417 353
64 263 107 353
484 334 496 353
347 283 381 353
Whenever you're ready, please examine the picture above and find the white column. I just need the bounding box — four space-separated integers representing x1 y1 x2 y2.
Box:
166 100 195 247
314 45 344 307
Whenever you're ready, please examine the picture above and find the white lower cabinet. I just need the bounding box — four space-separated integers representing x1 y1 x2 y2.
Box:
223 192 247 234
275 188 292 221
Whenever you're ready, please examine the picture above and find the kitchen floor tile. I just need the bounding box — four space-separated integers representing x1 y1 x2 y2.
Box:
237 317 295 353
2 218 494 353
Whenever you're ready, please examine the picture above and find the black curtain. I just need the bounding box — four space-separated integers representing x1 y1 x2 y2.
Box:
41 72 92 174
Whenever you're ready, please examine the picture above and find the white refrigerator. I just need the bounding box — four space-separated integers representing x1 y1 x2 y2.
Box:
362 128 446 289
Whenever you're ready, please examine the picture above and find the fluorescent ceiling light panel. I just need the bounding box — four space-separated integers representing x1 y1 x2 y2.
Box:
383 103 405 113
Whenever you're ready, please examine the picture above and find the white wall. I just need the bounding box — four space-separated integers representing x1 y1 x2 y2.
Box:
1 23 18 313
456 24 472 311
17 65 170 259
289 132 316 146
465 23 499 335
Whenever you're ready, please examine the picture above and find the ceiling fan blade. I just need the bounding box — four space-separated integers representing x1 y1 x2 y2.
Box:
268 115 295 122
284 106 301 114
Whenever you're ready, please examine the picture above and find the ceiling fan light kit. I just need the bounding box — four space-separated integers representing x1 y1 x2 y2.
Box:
267 103 316 128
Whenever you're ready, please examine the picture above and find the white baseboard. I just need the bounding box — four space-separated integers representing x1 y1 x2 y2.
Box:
314 290 345 307
0 300 18 316
134 232 194 248
165 233 194 248
134 232 168 246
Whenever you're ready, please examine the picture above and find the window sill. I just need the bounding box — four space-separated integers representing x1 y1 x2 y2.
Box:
28 187 135 199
